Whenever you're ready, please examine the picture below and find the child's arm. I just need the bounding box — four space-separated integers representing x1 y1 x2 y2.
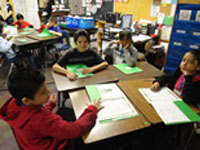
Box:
181 74 200 104
82 61 108 74
52 63 77 81
48 30 62 37
44 93 57 111
124 45 138 66
0 38 14 53
39 100 101 139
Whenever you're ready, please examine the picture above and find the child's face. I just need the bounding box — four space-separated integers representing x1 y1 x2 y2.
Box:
27 82 50 105
18 18 23 24
76 36 89 52
120 36 131 48
49 21 55 26
180 52 200 75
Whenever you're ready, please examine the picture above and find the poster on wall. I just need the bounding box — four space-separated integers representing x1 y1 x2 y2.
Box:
150 4 160 17
70 0 83 15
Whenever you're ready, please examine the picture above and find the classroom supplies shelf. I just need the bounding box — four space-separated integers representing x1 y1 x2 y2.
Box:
165 4 200 72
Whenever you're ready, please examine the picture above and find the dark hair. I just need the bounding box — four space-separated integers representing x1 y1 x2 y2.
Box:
8 68 45 105
40 17 47 24
187 49 200 65
49 16 57 24
16 13 24 20
74 29 90 43
119 30 132 41
0 21 3 33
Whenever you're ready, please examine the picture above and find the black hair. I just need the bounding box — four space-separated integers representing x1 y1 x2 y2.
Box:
187 49 200 65
119 30 132 41
8 68 45 105
49 16 57 24
40 17 47 24
74 29 90 43
16 13 24 20
0 21 3 33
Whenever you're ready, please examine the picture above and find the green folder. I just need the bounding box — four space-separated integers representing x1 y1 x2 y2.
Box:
19 31 33 35
167 101 200 125
163 16 174 26
37 28 53 37
85 84 138 124
23 28 34 31
114 63 143 74
16 38 27 43
85 85 102 101
66 64 93 78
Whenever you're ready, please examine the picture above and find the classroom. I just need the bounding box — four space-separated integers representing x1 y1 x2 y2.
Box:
0 0 200 149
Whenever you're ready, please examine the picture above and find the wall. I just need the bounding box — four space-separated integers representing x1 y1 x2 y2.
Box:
179 0 200 4
114 0 157 21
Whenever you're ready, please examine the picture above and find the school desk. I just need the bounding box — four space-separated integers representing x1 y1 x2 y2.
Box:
69 88 150 144
117 79 162 124
110 61 164 81
52 66 119 106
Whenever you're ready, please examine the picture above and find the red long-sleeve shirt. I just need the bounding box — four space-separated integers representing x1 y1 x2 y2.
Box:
0 97 97 150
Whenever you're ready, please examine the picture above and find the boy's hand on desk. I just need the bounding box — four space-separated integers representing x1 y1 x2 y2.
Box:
49 93 57 103
151 82 161 91
87 99 102 111
66 71 77 81
82 68 93 74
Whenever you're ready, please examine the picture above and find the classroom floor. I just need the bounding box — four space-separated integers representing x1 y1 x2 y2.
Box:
0 63 200 150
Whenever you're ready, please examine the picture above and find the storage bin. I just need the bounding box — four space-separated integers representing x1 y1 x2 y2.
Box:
79 18 95 29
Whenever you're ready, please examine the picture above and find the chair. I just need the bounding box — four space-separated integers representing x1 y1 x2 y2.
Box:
57 30 71 55
0 52 21 78
137 39 154 61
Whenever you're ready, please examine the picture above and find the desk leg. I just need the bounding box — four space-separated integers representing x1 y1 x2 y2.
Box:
57 91 64 107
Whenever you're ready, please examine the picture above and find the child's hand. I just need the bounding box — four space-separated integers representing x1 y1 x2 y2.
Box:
151 82 161 91
50 93 57 103
124 41 131 50
87 99 102 111
112 40 120 45
66 71 77 81
82 67 93 74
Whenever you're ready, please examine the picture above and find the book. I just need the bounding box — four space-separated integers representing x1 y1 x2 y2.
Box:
86 83 138 123
138 87 200 125
195 10 200 22
113 63 143 74
66 64 93 78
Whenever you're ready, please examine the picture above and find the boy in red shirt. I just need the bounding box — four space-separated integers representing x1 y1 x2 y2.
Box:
0 68 100 150
13 13 33 29
38 17 46 33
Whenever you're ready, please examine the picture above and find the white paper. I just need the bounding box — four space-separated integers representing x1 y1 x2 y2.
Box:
95 83 138 122
132 34 151 42
138 87 181 104
160 26 172 40
170 4 176 16
150 4 160 17
157 13 165 24
161 0 171 4
151 101 190 124
195 10 200 22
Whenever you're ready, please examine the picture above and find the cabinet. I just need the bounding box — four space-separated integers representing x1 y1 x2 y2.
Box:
164 4 200 72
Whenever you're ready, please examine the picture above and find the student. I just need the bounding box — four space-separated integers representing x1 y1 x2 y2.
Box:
0 22 36 69
38 17 47 33
151 50 200 106
0 68 101 150
4 0 14 24
47 16 63 47
103 30 138 66
13 13 33 29
52 29 108 81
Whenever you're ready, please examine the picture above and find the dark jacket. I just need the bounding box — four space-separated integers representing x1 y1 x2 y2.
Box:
154 67 200 105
